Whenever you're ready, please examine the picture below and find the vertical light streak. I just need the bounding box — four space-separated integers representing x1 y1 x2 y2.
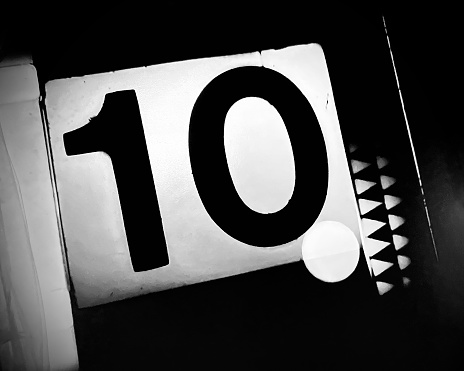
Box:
382 15 439 261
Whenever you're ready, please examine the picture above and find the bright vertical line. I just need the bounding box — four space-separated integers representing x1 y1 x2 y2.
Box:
382 15 439 261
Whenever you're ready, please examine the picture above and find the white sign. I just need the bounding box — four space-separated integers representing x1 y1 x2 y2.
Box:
46 44 364 308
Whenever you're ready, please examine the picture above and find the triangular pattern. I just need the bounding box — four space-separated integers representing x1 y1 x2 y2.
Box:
392 235 409 251
388 215 405 231
369 225 393 243
402 277 411 287
391 223 407 237
376 156 389 169
371 243 397 263
349 144 358 153
364 237 390 257
361 183 385 203
397 255 411 270
354 165 380 183
358 199 382 215
380 175 396 190
348 145 409 297
361 218 385 237
385 197 407 215
371 259 394 276
375 261 400 283
381 181 401 197
349 145 373 161
384 195 402 210
364 205 388 223
351 160 371 174
354 179 376 195
376 281 394 295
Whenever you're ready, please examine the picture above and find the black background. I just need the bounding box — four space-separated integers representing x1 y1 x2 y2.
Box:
2 2 462 369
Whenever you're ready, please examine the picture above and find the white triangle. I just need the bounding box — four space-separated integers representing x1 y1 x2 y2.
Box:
354 179 376 195
351 160 370 174
398 255 411 270
371 259 394 276
364 237 390 257
376 281 394 295
402 277 411 287
376 156 389 169
384 195 402 210
380 175 396 190
359 199 382 215
393 235 409 251
388 215 405 230
349 144 358 153
362 218 386 236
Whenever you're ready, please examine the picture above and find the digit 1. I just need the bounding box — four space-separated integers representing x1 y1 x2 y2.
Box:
63 90 169 272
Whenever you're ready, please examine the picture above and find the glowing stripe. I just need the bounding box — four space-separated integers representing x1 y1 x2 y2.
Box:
382 15 439 261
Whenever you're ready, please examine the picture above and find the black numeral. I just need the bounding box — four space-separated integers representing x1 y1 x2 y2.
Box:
64 90 169 272
189 67 329 247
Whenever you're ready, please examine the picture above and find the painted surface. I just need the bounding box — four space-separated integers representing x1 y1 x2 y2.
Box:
46 44 365 308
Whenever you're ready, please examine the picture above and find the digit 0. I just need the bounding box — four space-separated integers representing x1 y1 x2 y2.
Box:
189 67 329 247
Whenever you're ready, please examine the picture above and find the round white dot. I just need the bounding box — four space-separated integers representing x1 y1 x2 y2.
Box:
302 221 360 282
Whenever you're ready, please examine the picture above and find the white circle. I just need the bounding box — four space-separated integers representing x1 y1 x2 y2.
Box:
302 221 360 282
